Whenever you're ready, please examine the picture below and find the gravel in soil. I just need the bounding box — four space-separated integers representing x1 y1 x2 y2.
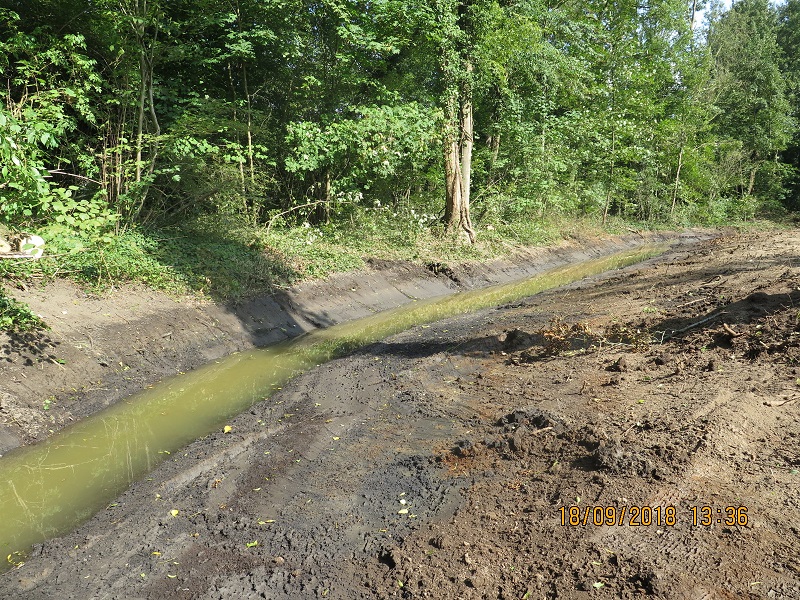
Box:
1 229 799 599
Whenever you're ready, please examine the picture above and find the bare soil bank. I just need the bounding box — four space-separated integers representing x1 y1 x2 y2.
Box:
0 229 695 454
2 228 799 600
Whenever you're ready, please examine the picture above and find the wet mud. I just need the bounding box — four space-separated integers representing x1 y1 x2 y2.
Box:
1 229 799 599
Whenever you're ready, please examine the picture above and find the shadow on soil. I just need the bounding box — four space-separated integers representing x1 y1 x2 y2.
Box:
0 331 61 367
653 290 800 339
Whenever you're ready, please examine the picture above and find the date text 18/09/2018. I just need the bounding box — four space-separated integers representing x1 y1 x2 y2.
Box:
558 505 749 527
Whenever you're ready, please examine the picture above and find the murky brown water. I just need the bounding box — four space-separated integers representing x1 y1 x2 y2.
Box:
0 246 665 567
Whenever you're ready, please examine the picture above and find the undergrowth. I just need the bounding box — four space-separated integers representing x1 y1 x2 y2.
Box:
0 287 47 332
0 208 787 332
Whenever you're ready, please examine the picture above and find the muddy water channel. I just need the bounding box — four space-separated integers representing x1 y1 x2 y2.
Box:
0 245 665 566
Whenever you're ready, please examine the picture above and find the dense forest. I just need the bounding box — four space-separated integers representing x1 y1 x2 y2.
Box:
0 0 799 273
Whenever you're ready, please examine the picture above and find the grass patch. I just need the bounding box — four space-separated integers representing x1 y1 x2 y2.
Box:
260 208 590 273
2 210 615 315
2 215 300 303
0 205 785 333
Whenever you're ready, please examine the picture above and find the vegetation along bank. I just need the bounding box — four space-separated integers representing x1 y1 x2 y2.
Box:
1 0 800 374
0 0 798 284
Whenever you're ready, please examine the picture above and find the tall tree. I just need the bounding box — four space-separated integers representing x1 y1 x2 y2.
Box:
708 0 793 197
437 0 479 242
778 0 800 206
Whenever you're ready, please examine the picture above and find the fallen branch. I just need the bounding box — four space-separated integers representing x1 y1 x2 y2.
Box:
264 199 351 234
662 312 726 341
722 322 742 338
699 275 724 288
676 297 705 309
46 169 103 185
0 254 36 260
764 398 797 407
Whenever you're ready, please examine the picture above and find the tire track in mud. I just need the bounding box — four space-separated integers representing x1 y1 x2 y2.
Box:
159 354 470 600
4 229 800 600
587 382 800 598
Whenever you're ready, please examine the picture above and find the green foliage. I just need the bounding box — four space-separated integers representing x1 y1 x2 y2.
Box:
41 218 297 299
708 0 794 197
0 287 47 332
778 0 800 206
0 216 298 301
0 9 114 230
285 103 439 198
0 107 53 221
0 0 798 291
710 0 792 159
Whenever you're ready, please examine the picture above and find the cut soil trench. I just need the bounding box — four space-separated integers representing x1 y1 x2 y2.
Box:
1 229 799 600
0 245 665 566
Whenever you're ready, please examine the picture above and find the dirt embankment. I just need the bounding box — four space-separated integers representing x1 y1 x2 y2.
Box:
0 229 695 455
2 228 799 600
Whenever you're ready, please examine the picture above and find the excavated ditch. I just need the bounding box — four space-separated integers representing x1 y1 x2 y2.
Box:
4 230 797 599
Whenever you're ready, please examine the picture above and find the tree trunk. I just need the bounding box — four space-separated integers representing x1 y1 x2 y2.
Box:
439 0 476 244
602 130 616 225
489 132 500 169
323 168 331 223
243 64 255 190
238 0 256 223
313 169 332 224
747 164 757 196
227 62 247 199
444 129 463 230
443 83 462 231
144 44 160 180
126 0 159 222
135 44 146 186
443 68 476 242
670 145 684 218
458 62 476 243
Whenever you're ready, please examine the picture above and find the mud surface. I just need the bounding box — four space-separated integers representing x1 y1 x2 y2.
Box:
2 229 800 599
0 230 686 455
